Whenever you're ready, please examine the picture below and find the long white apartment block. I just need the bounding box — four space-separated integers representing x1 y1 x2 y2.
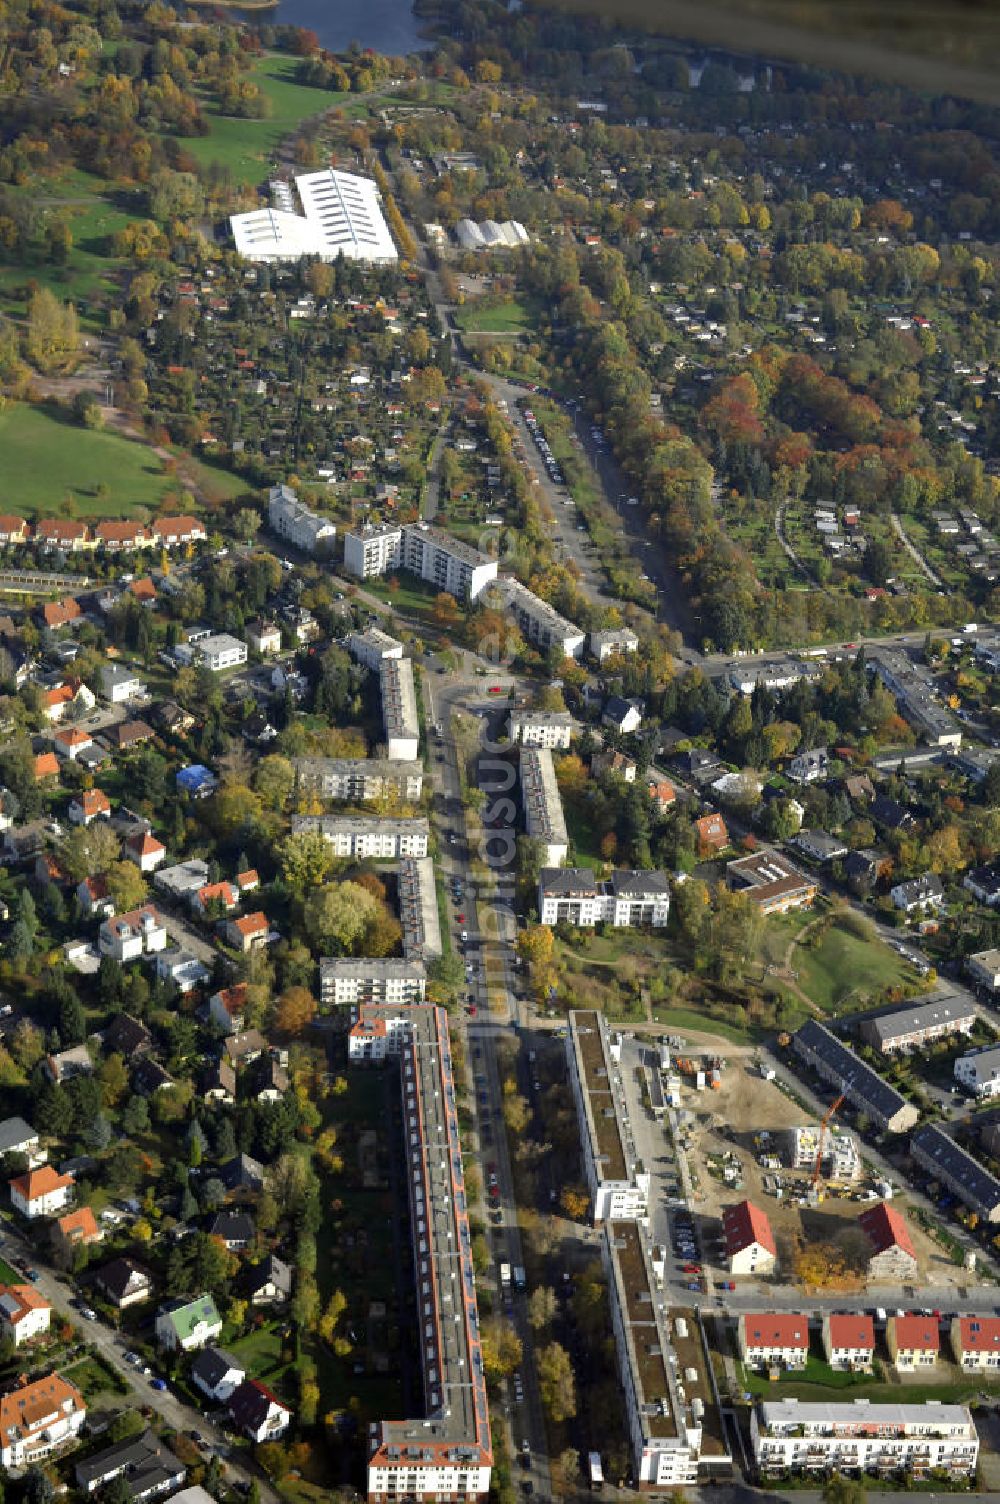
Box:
603 1224 729 1486
291 816 429 860
268 484 337 555
520 746 568 867
566 1011 649 1223
320 958 426 1009
398 855 441 964
294 758 423 803
349 628 404 672
507 710 576 749
538 868 671 929
380 657 420 761
344 522 498 601
494 578 585 659
751 1399 978 1480
347 1005 492 1501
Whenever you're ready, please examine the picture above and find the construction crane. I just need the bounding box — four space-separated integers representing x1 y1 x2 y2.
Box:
811 1094 846 1196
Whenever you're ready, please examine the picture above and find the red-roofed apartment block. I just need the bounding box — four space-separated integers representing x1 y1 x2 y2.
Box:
822 1313 875 1371
723 1199 776 1275
739 1314 808 1371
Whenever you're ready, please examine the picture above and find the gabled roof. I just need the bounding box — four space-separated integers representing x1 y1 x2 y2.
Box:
892 1314 938 1351
159 1294 221 1339
56 1206 101 1243
227 1377 290 1430
10 1164 73 1201
95 1256 152 1300
191 1346 244 1390
955 1315 1000 1352
126 829 165 857
0 1373 84 1442
0 1283 51 1324
723 1198 775 1256
826 1313 874 1349
858 1201 915 1259
230 910 267 937
741 1314 808 1348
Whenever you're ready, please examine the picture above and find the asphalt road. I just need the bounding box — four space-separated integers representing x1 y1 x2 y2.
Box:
0 1218 278 1502
422 670 553 1497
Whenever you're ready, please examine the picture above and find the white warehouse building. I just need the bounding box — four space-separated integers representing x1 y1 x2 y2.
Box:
230 169 398 265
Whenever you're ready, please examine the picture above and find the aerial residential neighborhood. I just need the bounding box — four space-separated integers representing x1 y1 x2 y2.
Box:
0 0 996 1501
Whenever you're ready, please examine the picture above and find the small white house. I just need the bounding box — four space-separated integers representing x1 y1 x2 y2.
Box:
101 664 147 704
10 1165 74 1219
246 621 282 655
0 1284 51 1345
98 905 167 962
191 1347 246 1404
155 1295 222 1352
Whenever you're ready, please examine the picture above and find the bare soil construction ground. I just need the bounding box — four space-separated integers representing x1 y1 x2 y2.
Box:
681 1061 958 1286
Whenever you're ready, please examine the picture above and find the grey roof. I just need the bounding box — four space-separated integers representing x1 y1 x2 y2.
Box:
912 1124 1000 1214
242 1252 293 1299
209 1211 255 1243
0 1116 38 1154
219 1153 265 1191
794 1019 914 1125
95 1257 152 1301
609 869 671 898
866 996 975 1047
75 1428 184 1497
538 867 599 897
893 873 945 903
190 1346 244 1392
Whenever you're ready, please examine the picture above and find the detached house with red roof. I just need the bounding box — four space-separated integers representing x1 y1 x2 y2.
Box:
723 1199 776 1275
739 1314 808 1371
695 811 729 855
227 1379 292 1444
42 679 95 723
858 1201 918 1282
887 1314 939 1372
153 516 206 549
0 1284 50 1345
34 751 60 782
76 874 114 919
210 984 247 1033
822 1313 875 1371
10 1165 74 1219
68 788 110 826
54 726 93 761
192 881 239 918
41 597 82 631
225 911 269 953
53 1206 102 1255
125 829 165 872
950 1315 1000 1372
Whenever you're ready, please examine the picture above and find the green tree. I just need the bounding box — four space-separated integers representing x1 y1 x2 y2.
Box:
537 1341 577 1422
304 881 381 954
277 829 335 893
25 288 79 373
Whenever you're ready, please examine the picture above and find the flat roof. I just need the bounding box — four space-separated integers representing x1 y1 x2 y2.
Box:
757 1398 974 1434
231 170 397 264
380 658 419 744
568 1011 633 1184
320 958 426 981
399 856 442 963
520 747 568 846
359 1006 491 1471
294 756 422 782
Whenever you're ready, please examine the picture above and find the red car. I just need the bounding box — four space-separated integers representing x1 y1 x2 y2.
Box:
468 1003 477 1016
456 913 465 923
488 685 504 694
683 1263 701 1274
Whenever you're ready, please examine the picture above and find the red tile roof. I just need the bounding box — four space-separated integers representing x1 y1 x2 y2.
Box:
232 911 267 936
723 1198 775 1256
826 1313 874 1350
892 1314 938 1352
10 1165 74 1201
955 1316 1000 1353
742 1314 808 1349
34 752 59 780
858 1201 915 1258
56 1206 101 1244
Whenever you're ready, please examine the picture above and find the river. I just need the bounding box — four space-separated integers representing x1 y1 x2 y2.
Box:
250 0 429 54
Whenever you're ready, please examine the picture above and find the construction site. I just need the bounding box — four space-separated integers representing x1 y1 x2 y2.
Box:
655 1046 952 1283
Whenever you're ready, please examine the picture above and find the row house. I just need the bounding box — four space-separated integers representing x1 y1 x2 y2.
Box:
739 1315 808 1372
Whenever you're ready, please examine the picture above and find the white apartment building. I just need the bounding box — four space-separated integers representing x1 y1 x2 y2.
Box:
402 522 498 601
0 1373 86 1467
195 634 247 673
348 628 403 671
343 522 498 601
520 747 568 867
344 522 402 580
379 657 420 761
603 1224 722 1486
294 758 423 803
290 815 429 860
268 484 337 556
507 711 576 749
751 1399 979 1481
494 577 585 658
967 948 1000 992
566 1011 649 1223
349 1007 493 1502
783 1124 861 1182
955 1044 1000 1098
320 958 427 1009
10 1165 73 1219
589 627 639 664
739 1315 809 1372
537 868 671 929
98 905 167 963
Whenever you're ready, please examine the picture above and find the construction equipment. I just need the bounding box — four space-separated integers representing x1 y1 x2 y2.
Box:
810 1094 846 1201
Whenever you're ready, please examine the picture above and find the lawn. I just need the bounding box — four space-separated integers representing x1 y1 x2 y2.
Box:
739 1355 1000 1407
0 404 172 516
456 299 531 334
183 55 349 186
0 1257 20 1283
650 1006 761 1044
791 919 917 1015
228 1325 296 1400
61 1356 129 1400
